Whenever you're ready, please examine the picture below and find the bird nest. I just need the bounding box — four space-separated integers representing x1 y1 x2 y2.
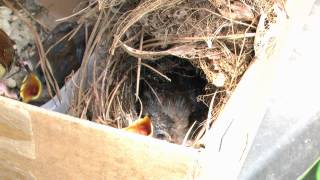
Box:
2 0 286 146
61 0 287 146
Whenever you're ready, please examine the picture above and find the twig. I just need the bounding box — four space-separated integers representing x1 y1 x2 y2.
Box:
142 33 256 48
228 0 238 57
77 4 123 113
77 10 104 111
105 75 127 117
136 95 143 120
205 91 218 133
56 1 97 22
141 79 162 106
190 7 256 29
229 20 255 86
110 0 183 54
182 121 197 146
3 0 60 100
135 28 144 101
141 63 171 82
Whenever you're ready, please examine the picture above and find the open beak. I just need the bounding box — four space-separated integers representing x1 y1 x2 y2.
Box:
20 72 42 103
122 116 153 136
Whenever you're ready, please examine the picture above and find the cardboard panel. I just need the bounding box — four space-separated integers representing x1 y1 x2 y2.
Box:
0 96 199 179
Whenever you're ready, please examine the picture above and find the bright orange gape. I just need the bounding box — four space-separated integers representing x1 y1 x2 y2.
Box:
122 116 153 136
20 72 42 103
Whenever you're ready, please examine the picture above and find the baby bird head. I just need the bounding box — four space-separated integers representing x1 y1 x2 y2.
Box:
20 71 42 103
142 91 193 144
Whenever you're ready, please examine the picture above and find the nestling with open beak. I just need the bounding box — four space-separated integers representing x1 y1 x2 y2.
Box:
122 116 153 136
19 64 42 103
25 21 88 104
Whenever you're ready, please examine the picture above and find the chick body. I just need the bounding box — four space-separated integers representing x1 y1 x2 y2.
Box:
139 57 207 144
142 91 193 144
29 22 88 105
38 22 87 88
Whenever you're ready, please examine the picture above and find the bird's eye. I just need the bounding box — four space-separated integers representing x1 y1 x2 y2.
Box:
156 133 167 140
155 130 172 141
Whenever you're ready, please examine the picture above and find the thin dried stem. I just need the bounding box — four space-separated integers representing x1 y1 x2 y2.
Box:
3 0 60 100
135 28 144 101
141 63 171 82
56 1 97 22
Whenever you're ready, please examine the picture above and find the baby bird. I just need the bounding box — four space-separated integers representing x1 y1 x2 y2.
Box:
26 21 88 105
19 65 42 103
138 57 208 144
37 21 87 88
141 90 196 144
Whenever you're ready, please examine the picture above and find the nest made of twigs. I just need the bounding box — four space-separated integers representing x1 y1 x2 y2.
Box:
63 0 283 146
